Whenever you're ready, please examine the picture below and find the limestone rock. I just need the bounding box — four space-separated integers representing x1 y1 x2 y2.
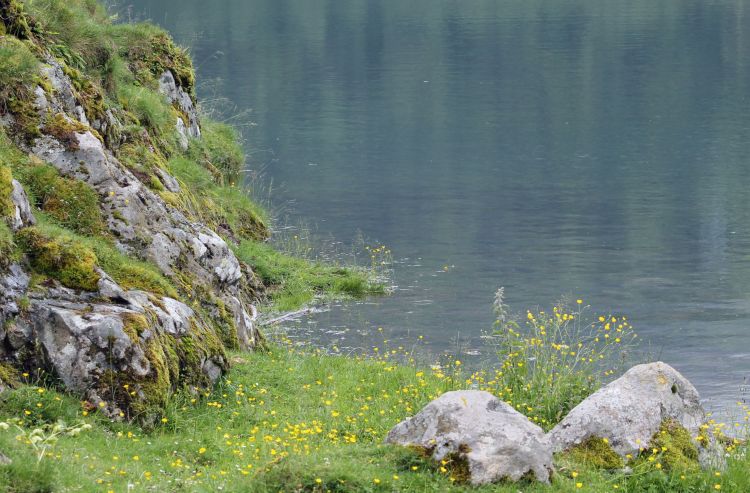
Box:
0 264 30 342
158 70 201 147
3 269 227 418
8 179 35 231
548 362 705 457
30 122 260 348
385 390 553 485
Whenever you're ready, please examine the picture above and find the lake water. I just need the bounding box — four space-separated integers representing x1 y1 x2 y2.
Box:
119 0 750 410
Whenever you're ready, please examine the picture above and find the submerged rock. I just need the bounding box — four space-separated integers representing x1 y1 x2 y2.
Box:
548 362 705 457
385 390 553 485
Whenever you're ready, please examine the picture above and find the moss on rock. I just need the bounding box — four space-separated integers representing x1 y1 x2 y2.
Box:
22 162 107 236
122 31 195 95
568 436 624 469
0 362 21 388
646 419 700 472
16 226 100 291
0 222 15 266
0 165 14 221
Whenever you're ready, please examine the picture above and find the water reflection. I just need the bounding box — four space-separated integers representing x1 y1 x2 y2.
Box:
119 0 750 409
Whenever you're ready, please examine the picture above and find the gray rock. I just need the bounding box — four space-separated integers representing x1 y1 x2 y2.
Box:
8 179 35 231
548 362 705 458
158 71 201 142
385 390 553 485
0 264 30 345
4 271 228 417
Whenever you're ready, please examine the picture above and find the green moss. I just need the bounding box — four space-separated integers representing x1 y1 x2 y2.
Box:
117 142 168 173
568 436 624 469
0 165 14 221
16 226 101 291
61 64 106 122
21 162 107 236
32 215 178 298
0 362 20 388
646 419 700 472
0 222 15 267
41 112 99 150
105 313 226 421
121 312 149 341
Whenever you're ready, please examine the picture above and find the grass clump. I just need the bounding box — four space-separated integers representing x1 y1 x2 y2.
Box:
234 239 383 312
16 225 100 291
20 163 106 236
641 419 700 472
0 165 15 221
188 120 245 182
0 36 38 105
488 290 638 429
169 156 268 241
0 222 15 267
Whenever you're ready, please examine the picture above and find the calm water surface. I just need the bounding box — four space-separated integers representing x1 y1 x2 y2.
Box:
120 0 750 409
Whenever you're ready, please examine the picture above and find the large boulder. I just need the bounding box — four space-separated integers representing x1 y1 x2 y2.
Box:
385 390 553 485
548 362 705 458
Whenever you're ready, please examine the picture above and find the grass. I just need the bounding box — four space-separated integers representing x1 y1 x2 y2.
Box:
234 239 385 312
0 336 746 493
0 36 38 106
168 156 268 241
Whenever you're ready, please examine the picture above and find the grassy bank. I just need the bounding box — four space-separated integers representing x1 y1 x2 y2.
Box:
0 332 747 493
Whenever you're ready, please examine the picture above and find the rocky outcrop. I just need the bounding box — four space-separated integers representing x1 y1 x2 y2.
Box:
1 268 227 419
547 362 705 457
385 390 553 485
27 61 261 350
